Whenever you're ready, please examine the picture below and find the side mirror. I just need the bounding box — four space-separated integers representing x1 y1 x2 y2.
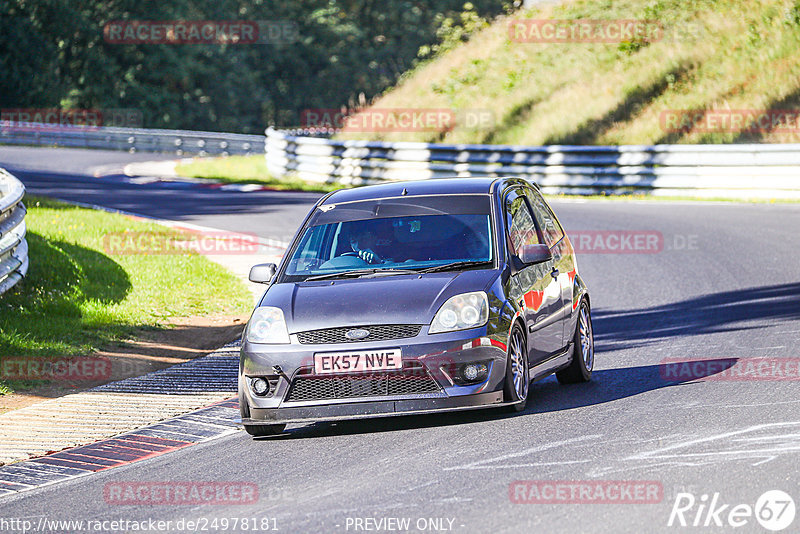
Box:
520 244 552 265
249 263 277 284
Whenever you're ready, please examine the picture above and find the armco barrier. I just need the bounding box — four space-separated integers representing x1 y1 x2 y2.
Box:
0 168 28 296
0 121 264 156
265 127 800 199
3 119 798 198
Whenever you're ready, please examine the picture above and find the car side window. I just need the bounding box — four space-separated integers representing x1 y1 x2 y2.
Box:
295 223 335 266
504 189 541 257
526 188 565 248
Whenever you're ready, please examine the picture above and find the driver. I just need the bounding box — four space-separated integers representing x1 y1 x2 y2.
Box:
348 226 383 264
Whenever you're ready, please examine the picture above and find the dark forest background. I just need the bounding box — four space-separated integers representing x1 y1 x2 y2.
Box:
0 0 507 133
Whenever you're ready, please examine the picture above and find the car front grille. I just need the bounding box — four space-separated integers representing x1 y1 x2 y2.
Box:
285 365 441 402
295 324 422 345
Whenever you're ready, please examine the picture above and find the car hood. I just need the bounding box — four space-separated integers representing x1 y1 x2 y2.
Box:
261 270 498 333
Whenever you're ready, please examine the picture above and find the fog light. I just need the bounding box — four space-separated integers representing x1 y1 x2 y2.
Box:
462 363 489 382
251 377 270 396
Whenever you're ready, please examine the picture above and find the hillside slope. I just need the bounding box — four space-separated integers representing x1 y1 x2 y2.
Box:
338 0 800 145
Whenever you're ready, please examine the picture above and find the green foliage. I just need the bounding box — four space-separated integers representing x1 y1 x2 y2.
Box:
784 0 800 25
617 39 647 55
175 155 346 192
346 0 800 145
0 0 505 133
418 3 491 60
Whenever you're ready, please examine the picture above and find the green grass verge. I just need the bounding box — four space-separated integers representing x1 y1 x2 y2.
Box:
175 155 347 193
0 196 252 393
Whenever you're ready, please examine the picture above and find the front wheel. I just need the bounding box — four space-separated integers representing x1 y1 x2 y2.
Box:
504 323 529 412
240 389 286 437
556 300 594 384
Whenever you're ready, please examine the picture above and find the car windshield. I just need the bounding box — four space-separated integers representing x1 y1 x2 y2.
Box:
282 194 494 282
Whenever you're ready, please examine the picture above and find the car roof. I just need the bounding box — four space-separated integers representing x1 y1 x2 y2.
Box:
321 177 531 205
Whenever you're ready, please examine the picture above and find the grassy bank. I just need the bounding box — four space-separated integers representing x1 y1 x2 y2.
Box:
175 155 346 193
177 0 800 198
337 0 800 145
0 197 252 394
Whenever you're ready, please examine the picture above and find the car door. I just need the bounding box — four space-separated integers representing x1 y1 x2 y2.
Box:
503 187 564 365
525 187 572 351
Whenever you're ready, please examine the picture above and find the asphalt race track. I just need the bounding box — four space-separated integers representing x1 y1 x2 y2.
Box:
2 146 800 533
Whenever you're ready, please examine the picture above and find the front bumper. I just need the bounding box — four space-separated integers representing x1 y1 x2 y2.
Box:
243 390 508 424
240 326 510 424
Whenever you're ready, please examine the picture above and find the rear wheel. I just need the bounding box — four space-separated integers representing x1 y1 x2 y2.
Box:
504 323 529 412
556 300 594 384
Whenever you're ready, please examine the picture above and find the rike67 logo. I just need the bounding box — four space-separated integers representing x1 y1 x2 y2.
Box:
668 490 795 531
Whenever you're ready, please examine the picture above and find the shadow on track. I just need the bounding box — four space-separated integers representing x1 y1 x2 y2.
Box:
593 282 800 351
251 360 736 441
13 169 322 221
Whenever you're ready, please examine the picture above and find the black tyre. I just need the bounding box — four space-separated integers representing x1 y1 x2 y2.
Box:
239 386 286 436
503 323 529 412
244 423 286 437
556 300 594 384
238 384 250 419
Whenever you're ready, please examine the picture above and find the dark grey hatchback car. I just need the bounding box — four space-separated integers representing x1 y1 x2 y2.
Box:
239 177 593 436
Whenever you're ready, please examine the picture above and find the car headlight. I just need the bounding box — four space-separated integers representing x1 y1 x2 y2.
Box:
246 306 290 344
430 291 489 334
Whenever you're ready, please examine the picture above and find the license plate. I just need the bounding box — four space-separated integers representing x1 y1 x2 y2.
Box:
314 349 403 375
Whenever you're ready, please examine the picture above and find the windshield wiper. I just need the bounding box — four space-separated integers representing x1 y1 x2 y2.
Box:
304 268 421 281
419 260 493 274
303 262 490 281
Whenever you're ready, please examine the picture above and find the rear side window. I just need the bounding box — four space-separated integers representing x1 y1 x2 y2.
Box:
505 189 540 257
526 188 564 248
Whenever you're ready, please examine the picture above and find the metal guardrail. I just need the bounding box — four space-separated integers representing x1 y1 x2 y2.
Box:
0 122 264 156
0 168 28 296
3 120 798 198
265 127 800 199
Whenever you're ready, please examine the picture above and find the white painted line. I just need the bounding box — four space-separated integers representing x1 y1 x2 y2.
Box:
626 421 800 460
442 434 602 471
